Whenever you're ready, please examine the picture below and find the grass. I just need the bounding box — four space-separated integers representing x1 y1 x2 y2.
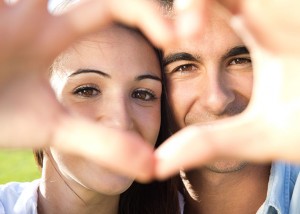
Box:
0 149 41 184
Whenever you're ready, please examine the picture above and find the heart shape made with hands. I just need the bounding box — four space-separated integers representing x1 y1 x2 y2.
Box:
0 0 173 183
2 0 300 184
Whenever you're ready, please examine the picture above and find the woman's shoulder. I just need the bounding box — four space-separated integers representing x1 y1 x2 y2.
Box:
178 191 185 214
0 179 40 214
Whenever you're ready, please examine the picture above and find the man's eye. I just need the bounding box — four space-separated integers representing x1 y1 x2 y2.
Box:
73 85 100 97
229 58 251 65
173 64 197 73
132 89 157 101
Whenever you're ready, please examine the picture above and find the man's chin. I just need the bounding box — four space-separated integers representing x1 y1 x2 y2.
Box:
205 160 248 173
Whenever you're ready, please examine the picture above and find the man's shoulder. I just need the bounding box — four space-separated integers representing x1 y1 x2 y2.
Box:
272 161 300 177
287 163 300 213
288 163 300 181
262 162 300 214
273 161 300 183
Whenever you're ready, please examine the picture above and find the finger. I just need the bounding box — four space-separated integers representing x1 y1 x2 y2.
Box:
173 0 209 40
20 0 48 7
39 0 176 63
56 0 175 49
4 0 18 5
32 0 112 61
154 113 276 180
215 0 242 14
52 116 155 182
0 74 63 148
239 0 300 56
108 0 176 48
1 0 50 53
0 0 6 7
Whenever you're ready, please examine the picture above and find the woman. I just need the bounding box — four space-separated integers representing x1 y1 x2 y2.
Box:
0 21 179 214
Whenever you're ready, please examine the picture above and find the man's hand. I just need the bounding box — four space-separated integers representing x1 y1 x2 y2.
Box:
173 0 300 55
154 0 300 179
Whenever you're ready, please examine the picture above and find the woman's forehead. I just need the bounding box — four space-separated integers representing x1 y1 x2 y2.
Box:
53 26 160 74
75 25 142 46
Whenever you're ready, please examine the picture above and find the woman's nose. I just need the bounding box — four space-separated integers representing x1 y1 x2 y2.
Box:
96 96 134 130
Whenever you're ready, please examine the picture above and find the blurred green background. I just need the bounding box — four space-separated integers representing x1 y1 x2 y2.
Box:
0 149 41 184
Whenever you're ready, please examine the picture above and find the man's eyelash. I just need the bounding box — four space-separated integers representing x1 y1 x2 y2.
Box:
229 57 252 65
172 63 197 73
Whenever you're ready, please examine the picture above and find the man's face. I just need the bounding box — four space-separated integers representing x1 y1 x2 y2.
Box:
163 13 253 173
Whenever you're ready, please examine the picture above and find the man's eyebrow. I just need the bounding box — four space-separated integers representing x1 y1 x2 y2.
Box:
163 52 199 66
69 69 111 78
222 46 249 60
135 74 162 82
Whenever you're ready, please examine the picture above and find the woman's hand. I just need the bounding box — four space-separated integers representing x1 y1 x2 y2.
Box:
0 0 175 182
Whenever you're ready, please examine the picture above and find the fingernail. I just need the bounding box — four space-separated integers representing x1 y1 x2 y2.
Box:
176 11 202 40
229 15 244 33
174 0 193 11
154 146 179 179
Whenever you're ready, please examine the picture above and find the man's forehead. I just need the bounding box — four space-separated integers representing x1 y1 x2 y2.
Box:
164 24 243 58
164 40 246 56
163 44 199 56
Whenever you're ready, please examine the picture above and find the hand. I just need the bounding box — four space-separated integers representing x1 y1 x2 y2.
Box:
155 52 300 179
173 0 300 55
0 0 174 82
155 0 300 179
0 0 175 182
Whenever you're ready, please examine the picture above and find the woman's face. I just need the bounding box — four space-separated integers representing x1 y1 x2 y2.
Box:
49 26 162 195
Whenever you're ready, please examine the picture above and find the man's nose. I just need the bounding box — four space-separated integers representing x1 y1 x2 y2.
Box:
96 96 134 130
201 74 235 114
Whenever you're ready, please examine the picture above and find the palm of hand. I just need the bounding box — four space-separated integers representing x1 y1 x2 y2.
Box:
0 1 156 182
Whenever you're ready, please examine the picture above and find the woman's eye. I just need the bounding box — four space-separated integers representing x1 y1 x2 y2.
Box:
173 64 197 73
73 85 100 97
132 89 157 101
229 58 251 65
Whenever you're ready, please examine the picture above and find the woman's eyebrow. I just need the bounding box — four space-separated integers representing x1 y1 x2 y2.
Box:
135 74 162 82
69 69 111 78
163 52 199 67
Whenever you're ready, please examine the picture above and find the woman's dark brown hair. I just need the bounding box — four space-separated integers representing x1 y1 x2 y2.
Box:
33 1 180 213
118 39 180 214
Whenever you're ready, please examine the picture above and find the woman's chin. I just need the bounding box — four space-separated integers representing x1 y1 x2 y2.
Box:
91 173 134 195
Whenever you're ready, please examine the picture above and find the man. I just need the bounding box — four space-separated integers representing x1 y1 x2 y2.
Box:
156 0 300 179
162 4 300 214
2 0 300 186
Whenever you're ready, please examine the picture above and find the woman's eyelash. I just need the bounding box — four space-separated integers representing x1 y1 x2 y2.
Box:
72 84 100 97
132 88 157 101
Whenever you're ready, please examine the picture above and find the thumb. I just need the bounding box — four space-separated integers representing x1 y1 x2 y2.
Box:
52 116 155 182
154 113 274 180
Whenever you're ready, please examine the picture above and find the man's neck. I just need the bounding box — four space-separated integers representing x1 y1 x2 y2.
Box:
183 164 271 214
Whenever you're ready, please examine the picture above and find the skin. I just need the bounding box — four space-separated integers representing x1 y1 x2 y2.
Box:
3 0 300 183
37 25 162 214
164 9 251 173
173 0 300 55
154 0 300 182
0 0 176 182
163 10 270 214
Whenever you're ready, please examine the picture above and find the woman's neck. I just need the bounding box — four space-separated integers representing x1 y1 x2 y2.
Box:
37 159 120 214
